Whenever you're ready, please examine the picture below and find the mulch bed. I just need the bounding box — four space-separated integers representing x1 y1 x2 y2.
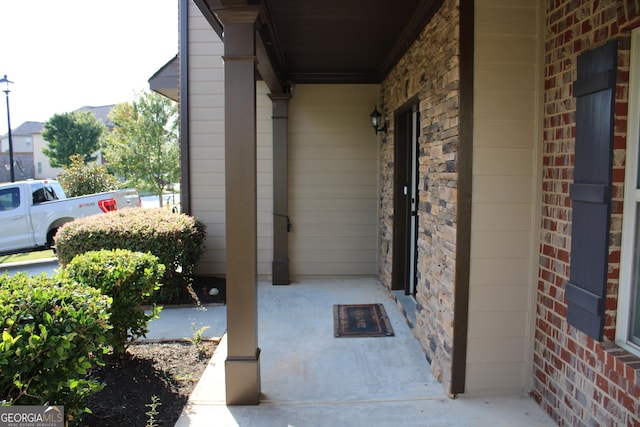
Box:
76 340 217 427
74 276 226 426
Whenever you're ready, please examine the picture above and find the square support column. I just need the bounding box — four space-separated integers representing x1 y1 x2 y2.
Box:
219 7 261 405
270 93 291 285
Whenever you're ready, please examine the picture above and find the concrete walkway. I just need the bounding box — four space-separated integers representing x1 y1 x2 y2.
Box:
171 278 555 427
143 304 227 342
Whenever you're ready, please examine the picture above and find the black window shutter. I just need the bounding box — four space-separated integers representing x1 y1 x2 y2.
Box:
567 41 617 341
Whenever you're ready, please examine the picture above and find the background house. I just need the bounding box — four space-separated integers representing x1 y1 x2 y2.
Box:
0 105 116 182
0 121 41 182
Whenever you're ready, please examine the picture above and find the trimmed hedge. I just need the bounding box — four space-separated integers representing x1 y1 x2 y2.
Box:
0 273 111 423
59 249 165 354
55 208 206 303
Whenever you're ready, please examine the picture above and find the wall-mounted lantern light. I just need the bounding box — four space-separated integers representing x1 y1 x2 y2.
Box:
370 105 387 135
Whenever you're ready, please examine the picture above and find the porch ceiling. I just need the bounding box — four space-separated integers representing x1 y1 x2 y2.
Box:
194 0 443 85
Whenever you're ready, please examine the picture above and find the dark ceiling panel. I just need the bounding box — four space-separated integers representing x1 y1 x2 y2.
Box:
194 0 443 84
260 0 442 83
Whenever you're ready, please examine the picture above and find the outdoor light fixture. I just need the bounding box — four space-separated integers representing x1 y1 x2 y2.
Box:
0 75 14 182
370 105 387 135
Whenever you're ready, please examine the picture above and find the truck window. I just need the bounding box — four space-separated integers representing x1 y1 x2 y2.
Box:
48 182 66 199
33 187 58 203
32 182 65 204
0 187 20 211
33 188 46 203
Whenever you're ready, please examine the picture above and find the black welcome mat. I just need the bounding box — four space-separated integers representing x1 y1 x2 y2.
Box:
333 304 394 338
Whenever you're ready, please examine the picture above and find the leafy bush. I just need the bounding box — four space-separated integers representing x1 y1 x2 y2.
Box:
0 272 111 423
55 208 206 303
59 249 165 354
58 154 121 197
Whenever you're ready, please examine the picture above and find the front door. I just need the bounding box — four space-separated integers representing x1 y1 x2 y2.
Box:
392 103 420 296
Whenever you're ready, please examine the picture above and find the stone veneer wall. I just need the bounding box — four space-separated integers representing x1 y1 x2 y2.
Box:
379 0 460 394
536 1 640 424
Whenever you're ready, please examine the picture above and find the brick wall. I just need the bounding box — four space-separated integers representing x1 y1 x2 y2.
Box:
379 0 460 394
537 1 640 424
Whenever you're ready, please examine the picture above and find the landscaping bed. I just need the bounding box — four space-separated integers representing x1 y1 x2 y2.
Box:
77 277 225 426
77 340 217 427
76 278 225 426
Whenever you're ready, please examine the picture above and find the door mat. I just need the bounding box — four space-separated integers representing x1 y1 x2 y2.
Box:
333 304 394 337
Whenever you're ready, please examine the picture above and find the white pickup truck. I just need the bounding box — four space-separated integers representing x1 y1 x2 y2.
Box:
0 179 140 254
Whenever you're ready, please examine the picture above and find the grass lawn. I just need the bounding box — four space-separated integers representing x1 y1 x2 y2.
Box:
0 250 56 265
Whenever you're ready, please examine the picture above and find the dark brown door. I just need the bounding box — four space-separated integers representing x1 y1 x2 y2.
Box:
392 103 420 296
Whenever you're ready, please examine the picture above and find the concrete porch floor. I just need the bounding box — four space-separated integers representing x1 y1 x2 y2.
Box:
174 278 554 426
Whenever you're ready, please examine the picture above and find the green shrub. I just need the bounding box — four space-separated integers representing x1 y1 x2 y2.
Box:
57 154 121 197
0 272 111 423
59 249 165 354
55 208 206 303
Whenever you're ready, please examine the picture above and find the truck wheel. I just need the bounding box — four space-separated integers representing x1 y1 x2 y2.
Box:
46 228 58 251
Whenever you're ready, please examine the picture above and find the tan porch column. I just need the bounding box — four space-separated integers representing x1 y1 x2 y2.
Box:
270 93 291 285
218 7 261 405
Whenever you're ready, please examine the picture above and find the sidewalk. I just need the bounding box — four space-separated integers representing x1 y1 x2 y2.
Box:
173 278 555 427
143 304 226 341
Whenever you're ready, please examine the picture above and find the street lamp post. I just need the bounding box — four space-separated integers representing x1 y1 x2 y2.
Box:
0 75 14 182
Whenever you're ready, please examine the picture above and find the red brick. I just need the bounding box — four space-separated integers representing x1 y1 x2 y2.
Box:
557 248 570 262
614 357 629 377
616 102 629 116
585 350 598 369
603 327 616 342
554 300 568 317
619 391 636 414
538 318 552 336
605 296 618 310
542 244 556 258
612 167 626 182
603 395 620 418
567 337 578 354
627 362 640 381
552 353 564 370
596 374 610 393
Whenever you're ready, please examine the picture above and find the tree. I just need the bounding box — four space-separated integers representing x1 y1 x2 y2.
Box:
57 154 121 197
103 91 179 206
42 111 107 168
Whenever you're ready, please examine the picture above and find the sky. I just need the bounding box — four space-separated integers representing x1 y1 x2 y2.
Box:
0 0 179 135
